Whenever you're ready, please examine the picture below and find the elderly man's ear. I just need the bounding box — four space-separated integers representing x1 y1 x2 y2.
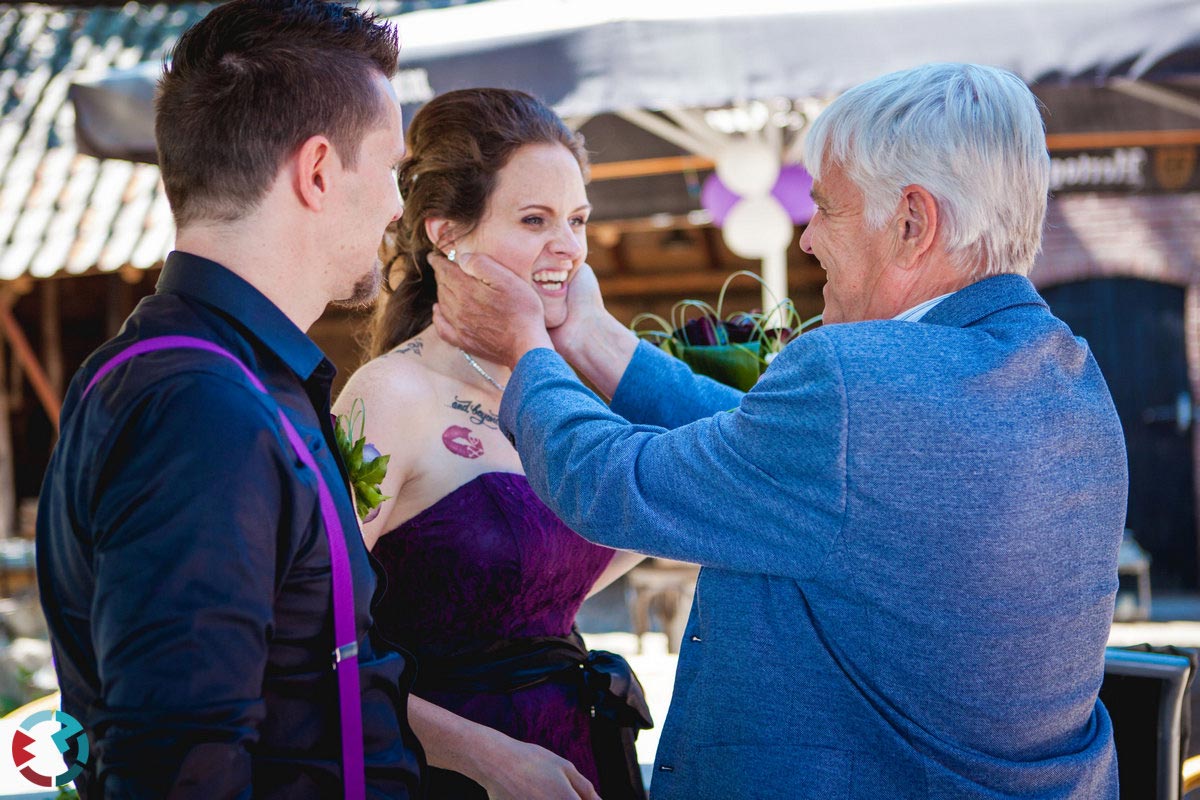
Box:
894 184 939 270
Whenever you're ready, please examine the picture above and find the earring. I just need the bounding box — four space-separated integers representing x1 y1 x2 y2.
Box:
446 248 457 263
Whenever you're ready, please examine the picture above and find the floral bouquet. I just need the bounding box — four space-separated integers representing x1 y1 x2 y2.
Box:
631 270 820 391
334 398 391 523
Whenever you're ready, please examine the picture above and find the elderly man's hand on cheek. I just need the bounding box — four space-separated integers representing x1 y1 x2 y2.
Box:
430 250 555 369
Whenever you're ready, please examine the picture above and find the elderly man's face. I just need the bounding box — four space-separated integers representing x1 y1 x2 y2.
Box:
800 162 896 325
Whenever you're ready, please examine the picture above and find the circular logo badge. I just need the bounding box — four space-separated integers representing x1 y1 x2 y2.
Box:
11 709 89 787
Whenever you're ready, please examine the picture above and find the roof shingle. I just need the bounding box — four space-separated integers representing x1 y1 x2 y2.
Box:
0 0 487 280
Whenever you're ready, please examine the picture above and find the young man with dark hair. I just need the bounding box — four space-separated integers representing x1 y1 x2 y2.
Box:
37 0 417 795
38 2 600 798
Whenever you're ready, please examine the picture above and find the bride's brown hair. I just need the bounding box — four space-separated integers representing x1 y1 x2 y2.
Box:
371 89 589 356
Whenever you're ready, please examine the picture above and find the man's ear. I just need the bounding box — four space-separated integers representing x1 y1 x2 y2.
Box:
294 135 335 212
425 217 456 252
894 184 939 270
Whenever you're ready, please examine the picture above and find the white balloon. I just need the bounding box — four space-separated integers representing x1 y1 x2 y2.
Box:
722 196 794 259
716 140 780 198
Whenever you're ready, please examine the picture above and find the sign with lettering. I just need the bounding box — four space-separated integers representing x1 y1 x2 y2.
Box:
1050 146 1200 195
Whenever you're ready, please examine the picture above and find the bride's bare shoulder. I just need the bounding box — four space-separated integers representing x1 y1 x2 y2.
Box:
334 335 440 418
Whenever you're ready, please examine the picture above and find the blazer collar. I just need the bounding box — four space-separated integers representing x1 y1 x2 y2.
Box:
920 274 1047 329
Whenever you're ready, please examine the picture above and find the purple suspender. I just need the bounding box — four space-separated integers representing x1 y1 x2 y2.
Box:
82 335 366 800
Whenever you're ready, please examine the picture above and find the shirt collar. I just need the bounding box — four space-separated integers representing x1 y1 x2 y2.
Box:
156 250 328 381
892 292 955 323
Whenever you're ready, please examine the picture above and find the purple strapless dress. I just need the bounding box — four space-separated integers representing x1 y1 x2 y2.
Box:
372 471 616 794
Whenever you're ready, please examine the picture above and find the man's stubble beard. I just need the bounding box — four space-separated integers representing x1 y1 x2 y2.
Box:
332 260 383 310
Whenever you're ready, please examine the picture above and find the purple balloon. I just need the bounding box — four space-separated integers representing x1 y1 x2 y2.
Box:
701 164 816 227
771 164 816 224
700 173 740 226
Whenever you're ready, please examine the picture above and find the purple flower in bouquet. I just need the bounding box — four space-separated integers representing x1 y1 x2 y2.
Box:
632 270 822 390
679 316 722 346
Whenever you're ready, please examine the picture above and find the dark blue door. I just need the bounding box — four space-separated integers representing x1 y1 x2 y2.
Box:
1043 278 1197 589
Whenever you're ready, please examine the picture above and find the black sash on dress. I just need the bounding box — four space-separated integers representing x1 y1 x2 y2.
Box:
418 628 652 800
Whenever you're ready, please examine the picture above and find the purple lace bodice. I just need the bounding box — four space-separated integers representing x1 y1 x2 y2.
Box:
371 471 616 789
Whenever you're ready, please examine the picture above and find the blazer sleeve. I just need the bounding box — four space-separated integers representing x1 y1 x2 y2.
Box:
500 334 848 577
85 372 288 798
610 340 745 428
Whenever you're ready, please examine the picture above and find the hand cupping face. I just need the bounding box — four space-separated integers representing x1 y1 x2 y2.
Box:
429 250 553 369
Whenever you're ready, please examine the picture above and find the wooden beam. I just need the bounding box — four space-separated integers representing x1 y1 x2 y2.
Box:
590 154 715 181
1045 129 1200 150
0 300 60 431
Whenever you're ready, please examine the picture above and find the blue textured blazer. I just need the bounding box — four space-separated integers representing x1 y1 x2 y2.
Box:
499 274 1127 799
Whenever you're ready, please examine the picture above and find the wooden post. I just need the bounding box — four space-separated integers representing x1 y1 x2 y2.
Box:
0 297 61 432
107 274 134 339
700 226 722 272
0 342 15 538
41 280 62 399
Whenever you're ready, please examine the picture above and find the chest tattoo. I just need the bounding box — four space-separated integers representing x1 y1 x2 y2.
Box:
448 395 499 429
442 425 485 459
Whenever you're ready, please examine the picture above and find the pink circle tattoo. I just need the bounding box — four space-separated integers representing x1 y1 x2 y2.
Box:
442 425 485 459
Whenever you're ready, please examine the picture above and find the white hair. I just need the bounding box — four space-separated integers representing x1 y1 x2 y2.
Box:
803 63 1050 278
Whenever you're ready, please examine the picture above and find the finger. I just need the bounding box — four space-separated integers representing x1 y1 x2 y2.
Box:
431 304 463 349
428 251 465 288
565 767 600 800
455 251 513 288
434 264 465 304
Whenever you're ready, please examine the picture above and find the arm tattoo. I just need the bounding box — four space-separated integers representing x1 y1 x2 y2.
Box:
448 396 499 429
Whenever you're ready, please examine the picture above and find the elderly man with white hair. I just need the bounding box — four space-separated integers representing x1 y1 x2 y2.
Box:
431 62 1127 799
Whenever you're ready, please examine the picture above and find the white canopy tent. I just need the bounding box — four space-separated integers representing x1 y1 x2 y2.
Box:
68 0 1200 311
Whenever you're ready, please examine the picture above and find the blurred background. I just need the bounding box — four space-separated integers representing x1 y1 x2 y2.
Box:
0 0 1198 795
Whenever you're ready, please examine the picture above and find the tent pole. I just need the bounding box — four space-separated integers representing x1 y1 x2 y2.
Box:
615 109 720 159
1109 80 1200 122
661 108 730 153
761 247 788 328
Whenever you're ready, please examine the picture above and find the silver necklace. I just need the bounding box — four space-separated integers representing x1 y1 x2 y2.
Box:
460 349 506 392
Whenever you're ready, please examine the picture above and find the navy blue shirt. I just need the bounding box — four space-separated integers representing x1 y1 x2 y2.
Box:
37 252 423 798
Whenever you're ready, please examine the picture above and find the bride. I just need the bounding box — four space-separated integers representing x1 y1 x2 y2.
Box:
334 88 648 800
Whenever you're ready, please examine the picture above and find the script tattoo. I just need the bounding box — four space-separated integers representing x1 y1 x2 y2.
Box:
392 339 423 357
442 426 484 459
448 395 500 429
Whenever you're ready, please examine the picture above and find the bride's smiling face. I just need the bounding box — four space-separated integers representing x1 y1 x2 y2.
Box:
431 142 590 329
